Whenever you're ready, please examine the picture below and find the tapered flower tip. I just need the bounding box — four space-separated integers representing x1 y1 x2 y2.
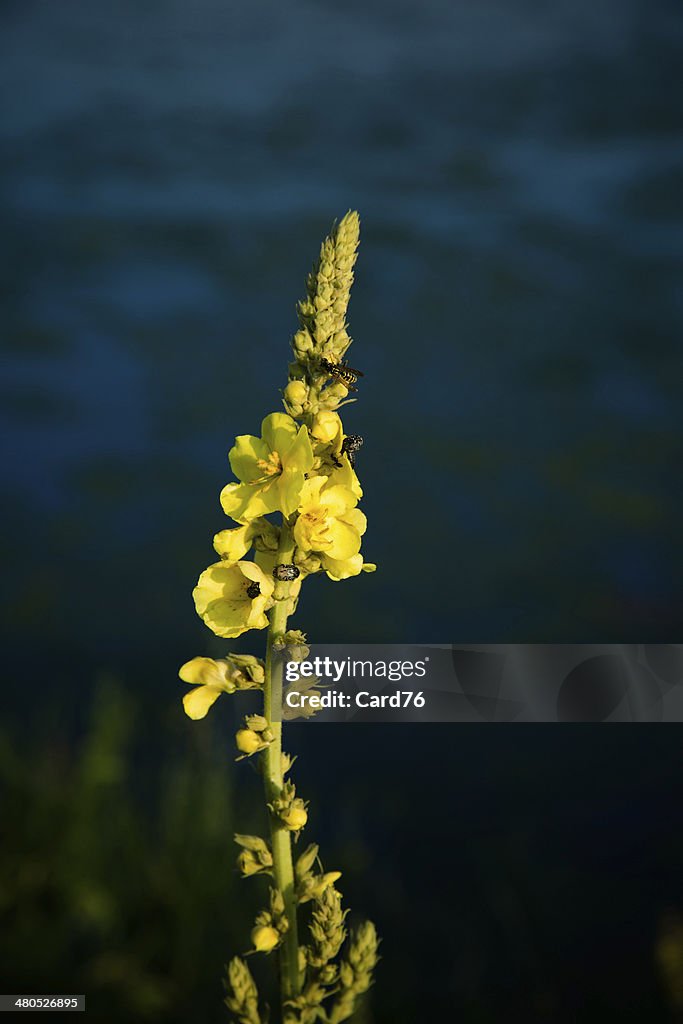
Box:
193 560 274 639
338 208 360 238
251 925 280 954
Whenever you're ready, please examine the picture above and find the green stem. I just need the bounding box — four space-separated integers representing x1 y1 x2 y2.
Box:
263 520 301 1013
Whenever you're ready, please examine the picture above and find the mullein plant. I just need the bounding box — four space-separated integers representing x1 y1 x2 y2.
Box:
179 212 379 1024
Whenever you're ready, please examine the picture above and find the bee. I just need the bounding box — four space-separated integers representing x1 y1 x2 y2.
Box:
319 357 364 392
246 582 261 599
272 563 300 582
341 433 364 468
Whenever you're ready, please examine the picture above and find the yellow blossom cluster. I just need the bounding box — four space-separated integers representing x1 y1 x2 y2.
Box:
180 212 375 721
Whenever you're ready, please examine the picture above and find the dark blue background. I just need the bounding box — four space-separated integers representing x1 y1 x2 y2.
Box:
1 2 682 1021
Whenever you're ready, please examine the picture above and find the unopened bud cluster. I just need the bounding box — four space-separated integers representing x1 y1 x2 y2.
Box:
295 843 342 904
284 211 361 425
235 715 274 759
269 780 308 833
251 888 289 954
224 957 261 1024
235 834 273 878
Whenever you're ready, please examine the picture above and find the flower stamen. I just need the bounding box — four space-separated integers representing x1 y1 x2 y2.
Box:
255 452 282 478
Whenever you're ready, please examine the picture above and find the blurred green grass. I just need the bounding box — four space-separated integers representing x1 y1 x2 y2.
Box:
0 679 255 1021
2 682 682 1022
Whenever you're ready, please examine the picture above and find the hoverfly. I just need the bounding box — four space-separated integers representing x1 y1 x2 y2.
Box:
319 356 364 392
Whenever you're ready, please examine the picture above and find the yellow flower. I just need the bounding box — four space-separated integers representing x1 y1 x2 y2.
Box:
179 657 235 720
294 475 366 575
220 413 314 523
193 560 274 638
179 653 266 721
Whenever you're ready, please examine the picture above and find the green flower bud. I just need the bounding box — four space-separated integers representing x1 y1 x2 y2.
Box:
251 925 280 953
281 801 308 832
293 329 314 358
295 843 320 880
319 381 351 409
226 653 266 689
224 958 260 1024
319 964 338 986
236 728 263 755
299 870 343 904
244 714 268 733
237 849 271 877
311 410 342 445
273 628 310 662
234 833 270 853
294 551 322 575
285 379 308 405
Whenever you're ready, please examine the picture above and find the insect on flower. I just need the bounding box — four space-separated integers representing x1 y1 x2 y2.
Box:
246 582 261 599
272 564 300 582
319 357 364 392
341 433 363 468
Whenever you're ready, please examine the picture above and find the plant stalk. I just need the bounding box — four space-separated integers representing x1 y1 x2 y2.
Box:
263 520 301 1011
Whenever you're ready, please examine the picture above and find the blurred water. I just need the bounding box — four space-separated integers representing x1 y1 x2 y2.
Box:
1 0 682 702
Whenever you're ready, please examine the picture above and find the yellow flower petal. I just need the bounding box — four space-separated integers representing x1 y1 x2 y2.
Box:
320 483 357 516
179 656 233 690
213 524 255 561
322 553 364 580
342 507 367 536
261 412 298 456
193 561 274 639
182 685 223 720
229 434 271 483
326 517 362 560
220 480 280 524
